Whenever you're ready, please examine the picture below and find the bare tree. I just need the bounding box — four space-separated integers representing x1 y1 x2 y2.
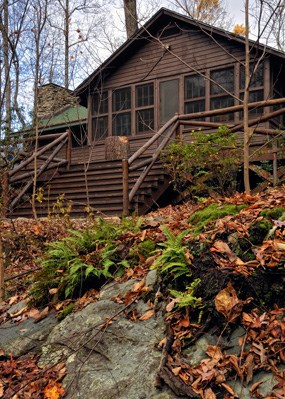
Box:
123 0 138 38
168 0 233 29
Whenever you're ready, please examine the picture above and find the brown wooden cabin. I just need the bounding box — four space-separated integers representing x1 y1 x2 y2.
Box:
4 8 285 218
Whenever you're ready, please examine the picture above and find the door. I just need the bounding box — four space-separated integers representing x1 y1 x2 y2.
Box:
159 79 179 125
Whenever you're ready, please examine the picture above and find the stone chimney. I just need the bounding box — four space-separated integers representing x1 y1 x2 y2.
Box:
37 83 79 119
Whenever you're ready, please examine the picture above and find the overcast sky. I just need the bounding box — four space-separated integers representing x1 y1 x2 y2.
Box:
227 0 245 24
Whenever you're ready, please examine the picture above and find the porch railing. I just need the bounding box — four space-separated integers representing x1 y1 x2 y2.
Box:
1 129 71 216
127 98 285 213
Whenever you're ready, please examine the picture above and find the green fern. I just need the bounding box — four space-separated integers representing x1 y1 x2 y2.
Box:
151 226 192 279
169 279 202 309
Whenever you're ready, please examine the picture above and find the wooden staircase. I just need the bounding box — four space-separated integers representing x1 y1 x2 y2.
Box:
9 159 170 218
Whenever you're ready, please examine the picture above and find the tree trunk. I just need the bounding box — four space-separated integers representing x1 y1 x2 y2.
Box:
243 0 251 194
3 0 11 137
123 0 138 38
64 0 69 88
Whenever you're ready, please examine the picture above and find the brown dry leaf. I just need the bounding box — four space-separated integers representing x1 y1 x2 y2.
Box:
221 383 236 396
49 288 58 295
252 342 267 364
0 380 3 398
206 345 223 362
171 366 181 376
139 310 154 321
8 295 19 305
204 387 216 399
212 240 238 262
166 298 178 312
180 318 190 328
244 353 254 383
158 337 166 348
215 283 239 322
27 308 41 319
43 382 64 399
33 306 49 322
10 306 28 318
133 278 146 293
250 381 263 396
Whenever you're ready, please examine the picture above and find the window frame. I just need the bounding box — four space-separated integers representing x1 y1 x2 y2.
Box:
91 90 109 141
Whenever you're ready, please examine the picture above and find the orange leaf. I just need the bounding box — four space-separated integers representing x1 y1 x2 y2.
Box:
171 366 181 376
139 310 154 321
221 383 236 396
44 383 64 399
204 388 216 399
215 283 239 321
133 278 145 293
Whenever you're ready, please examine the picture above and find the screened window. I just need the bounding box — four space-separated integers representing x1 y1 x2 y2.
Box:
239 90 264 118
185 100 205 114
112 112 131 136
136 84 154 107
184 74 205 119
93 91 108 115
136 109 154 133
93 116 108 140
185 75 205 99
211 68 234 95
112 87 131 136
136 83 154 133
211 96 234 122
113 88 131 111
240 64 264 89
92 91 109 140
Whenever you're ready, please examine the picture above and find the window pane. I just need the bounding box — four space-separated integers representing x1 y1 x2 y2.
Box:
240 64 264 89
136 84 154 107
136 108 154 133
211 96 234 121
211 68 234 95
92 116 108 140
185 75 205 99
112 112 131 136
185 100 205 114
112 88 131 112
240 90 264 118
93 91 108 115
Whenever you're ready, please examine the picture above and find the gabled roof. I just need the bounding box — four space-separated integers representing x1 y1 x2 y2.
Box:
74 7 285 103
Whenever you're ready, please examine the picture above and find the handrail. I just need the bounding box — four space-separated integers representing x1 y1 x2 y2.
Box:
3 130 71 215
127 98 285 207
9 130 69 178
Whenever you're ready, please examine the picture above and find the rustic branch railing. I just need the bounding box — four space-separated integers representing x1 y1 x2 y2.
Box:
128 98 285 207
2 129 71 216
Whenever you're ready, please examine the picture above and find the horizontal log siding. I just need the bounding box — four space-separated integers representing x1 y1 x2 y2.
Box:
105 32 245 88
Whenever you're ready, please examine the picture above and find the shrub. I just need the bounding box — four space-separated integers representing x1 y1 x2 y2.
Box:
161 126 242 198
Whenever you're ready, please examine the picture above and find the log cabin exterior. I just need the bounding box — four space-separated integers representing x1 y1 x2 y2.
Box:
3 8 285 218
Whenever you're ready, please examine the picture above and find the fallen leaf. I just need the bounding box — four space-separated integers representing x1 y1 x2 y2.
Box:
215 283 240 322
221 383 236 396
250 381 263 396
0 380 3 398
49 288 58 295
133 278 145 293
33 306 49 322
139 310 154 321
44 383 64 399
172 366 181 376
204 387 216 399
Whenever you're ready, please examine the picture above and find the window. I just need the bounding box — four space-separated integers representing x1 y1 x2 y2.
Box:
210 67 234 121
240 63 264 90
112 87 131 135
239 63 264 119
211 68 234 95
92 91 109 140
136 83 154 133
184 74 205 116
